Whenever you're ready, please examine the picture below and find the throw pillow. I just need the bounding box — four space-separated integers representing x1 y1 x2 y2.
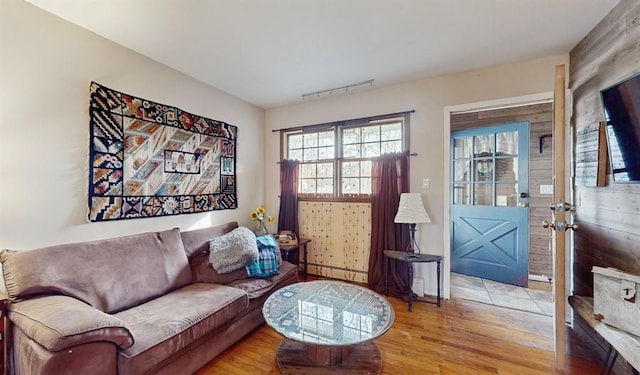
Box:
208 227 259 274
245 235 280 278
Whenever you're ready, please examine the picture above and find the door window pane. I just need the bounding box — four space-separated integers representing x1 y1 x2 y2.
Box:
496 131 518 156
474 134 494 157
453 183 471 205
474 159 493 182
452 127 524 208
454 137 472 159
454 161 471 182
474 183 493 205
496 183 518 206
496 157 518 181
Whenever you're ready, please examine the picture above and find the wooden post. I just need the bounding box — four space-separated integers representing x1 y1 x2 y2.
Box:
553 64 567 369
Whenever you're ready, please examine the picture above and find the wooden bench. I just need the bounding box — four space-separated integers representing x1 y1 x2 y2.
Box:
569 295 639 375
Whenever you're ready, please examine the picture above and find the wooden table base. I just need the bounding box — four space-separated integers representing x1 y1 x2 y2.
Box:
276 338 382 374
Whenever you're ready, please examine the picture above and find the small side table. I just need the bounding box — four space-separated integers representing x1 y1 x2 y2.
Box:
384 250 442 311
279 238 311 278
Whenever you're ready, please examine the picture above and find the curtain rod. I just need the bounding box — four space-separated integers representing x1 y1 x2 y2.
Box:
271 110 415 133
276 152 417 164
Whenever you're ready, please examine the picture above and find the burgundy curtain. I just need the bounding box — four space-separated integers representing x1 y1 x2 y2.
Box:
277 159 300 235
368 152 410 294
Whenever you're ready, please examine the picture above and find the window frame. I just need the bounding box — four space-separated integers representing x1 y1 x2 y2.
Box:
279 112 411 202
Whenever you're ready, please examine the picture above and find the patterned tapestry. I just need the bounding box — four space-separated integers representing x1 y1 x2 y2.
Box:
88 82 237 222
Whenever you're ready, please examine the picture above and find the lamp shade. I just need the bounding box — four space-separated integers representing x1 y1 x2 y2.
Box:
394 193 431 224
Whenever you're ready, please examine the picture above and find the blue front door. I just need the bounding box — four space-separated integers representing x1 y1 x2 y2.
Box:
451 122 530 287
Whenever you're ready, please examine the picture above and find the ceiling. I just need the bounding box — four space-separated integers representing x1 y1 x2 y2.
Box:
27 0 619 109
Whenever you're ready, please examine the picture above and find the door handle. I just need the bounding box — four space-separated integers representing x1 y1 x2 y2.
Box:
549 201 575 212
563 222 579 232
542 220 578 231
542 220 555 230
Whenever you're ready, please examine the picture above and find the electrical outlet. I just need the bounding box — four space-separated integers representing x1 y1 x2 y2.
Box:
422 178 430 189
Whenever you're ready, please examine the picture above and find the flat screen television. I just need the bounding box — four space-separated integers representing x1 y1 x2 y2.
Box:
600 72 640 182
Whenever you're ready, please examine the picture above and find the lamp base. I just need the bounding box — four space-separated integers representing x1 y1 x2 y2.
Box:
405 223 421 256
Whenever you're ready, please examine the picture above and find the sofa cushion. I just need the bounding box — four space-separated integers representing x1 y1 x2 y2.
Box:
180 221 239 258
181 222 251 285
230 261 299 299
114 283 248 375
1 228 192 313
208 227 259 274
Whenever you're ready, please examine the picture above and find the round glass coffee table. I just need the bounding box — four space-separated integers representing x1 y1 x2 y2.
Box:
262 280 394 374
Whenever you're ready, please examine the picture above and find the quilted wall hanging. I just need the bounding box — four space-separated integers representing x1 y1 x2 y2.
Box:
88 82 237 222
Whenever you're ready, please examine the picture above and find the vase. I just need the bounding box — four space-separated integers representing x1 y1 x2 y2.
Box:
255 221 269 236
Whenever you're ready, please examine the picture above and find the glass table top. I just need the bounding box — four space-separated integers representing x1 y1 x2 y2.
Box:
262 280 394 346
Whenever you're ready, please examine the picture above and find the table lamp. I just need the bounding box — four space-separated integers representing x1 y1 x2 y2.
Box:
394 193 431 256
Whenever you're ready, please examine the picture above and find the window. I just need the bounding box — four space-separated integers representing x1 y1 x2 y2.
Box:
288 131 335 194
452 129 520 207
282 112 410 200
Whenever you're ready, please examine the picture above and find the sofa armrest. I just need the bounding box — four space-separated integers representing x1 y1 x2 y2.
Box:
8 295 134 351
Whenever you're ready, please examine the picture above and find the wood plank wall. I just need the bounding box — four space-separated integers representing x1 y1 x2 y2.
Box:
451 103 554 279
569 0 640 297
569 1 640 374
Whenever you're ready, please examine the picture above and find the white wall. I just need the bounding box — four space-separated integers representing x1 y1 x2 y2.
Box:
265 54 569 295
0 0 265 253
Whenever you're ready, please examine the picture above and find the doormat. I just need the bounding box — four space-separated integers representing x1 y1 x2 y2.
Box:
88 82 237 222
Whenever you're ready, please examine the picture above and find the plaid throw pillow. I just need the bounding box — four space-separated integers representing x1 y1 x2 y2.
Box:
245 235 280 278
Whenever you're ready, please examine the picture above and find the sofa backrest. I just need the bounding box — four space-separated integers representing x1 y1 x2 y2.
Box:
1 228 192 313
180 221 248 284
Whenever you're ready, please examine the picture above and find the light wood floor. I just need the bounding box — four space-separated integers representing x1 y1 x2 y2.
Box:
195 293 601 375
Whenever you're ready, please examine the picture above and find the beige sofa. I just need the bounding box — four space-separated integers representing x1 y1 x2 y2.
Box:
0 222 299 375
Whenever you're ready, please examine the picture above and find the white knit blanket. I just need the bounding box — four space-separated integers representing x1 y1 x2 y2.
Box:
208 227 259 274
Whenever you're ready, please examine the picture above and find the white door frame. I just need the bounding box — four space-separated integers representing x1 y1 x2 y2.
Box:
442 92 553 299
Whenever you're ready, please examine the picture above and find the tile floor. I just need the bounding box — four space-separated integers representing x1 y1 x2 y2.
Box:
451 272 554 316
